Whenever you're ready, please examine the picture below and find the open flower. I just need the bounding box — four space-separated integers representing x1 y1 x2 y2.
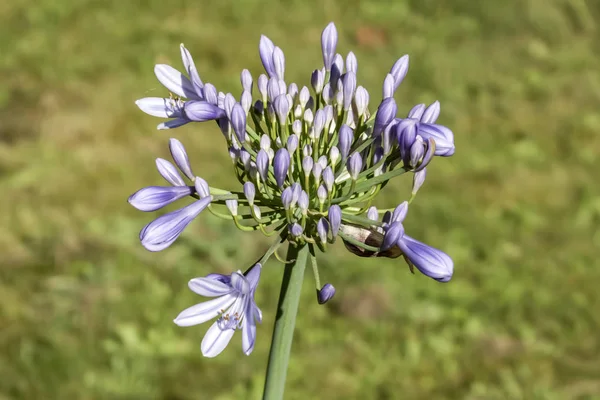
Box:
174 264 263 358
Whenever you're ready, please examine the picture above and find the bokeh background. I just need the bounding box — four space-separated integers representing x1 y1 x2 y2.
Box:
1 0 599 399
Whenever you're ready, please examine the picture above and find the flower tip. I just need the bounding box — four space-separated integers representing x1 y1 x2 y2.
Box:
317 283 336 304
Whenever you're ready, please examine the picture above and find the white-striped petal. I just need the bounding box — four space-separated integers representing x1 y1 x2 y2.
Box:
155 158 186 186
135 97 182 118
188 277 234 297
201 321 236 358
173 294 236 327
154 64 199 99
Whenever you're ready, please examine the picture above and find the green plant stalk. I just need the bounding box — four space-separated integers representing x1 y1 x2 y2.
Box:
262 244 309 400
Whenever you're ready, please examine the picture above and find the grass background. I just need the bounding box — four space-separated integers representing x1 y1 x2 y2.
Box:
1 0 599 399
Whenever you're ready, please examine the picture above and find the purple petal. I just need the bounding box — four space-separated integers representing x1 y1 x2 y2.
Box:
338 124 354 160
391 201 408 223
381 221 404 251
408 104 426 120
179 44 204 97
321 22 338 71
382 74 395 99
412 168 427 195
390 55 409 91
169 138 194 180
418 123 455 156
155 158 186 186
256 150 269 182
128 185 193 212
397 235 453 282
189 277 234 297
373 98 397 137
154 64 200 100
317 283 336 304
342 72 357 111
421 101 440 124
259 35 276 77
273 148 290 188
173 294 236 327
328 205 341 237
139 197 211 252
245 263 262 290
183 100 226 122
157 118 190 130
242 300 257 355
201 320 236 358
231 103 247 143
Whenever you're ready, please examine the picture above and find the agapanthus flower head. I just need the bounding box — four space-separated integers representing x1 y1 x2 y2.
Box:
132 22 457 356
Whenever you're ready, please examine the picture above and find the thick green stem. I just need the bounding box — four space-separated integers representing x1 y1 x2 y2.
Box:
262 244 309 400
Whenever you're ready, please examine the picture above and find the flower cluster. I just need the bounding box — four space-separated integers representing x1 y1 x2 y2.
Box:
130 23 455 357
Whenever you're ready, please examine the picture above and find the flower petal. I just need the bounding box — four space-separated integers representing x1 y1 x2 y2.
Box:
154 64 200 100
397 235 453 282
169 138 194 181
157 118 190 130
201 321 236 358
259 35 276 77
139 197 211 252
241 300 257 355
245 263 262 290
418 123 455 156
230 272 250 295
253 304 263 323
188 277 234 297
155 158 186 186
135 97 183 118
173 294 236 327
183 100 226 122
180 44 204 97
128 185 193 212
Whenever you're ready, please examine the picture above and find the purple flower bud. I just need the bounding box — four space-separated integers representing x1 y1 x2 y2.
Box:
311 69 325 94
258 74 268 100
128 185 194 212
156 158 186 186
243 182 256 205
225 199 238 216
321 22 338 71
417 124 455 156
342 72 357 111
256 149 269 182
396 118 418 161
347 152 363 180
287 134 299 155
397 235 453 282
223 93 236 119
367 206 379 221
278 79 287 96
329 146 340 166
354 86 369 118
231 103 247 143
169 138 194 180
415 138 435 172
303 108 314 125
328 205 341 237
290 223 303 238
312 163 323 182
303 144 313 157
306 96 314 111
267 77 281 102
203 83 218 105
322 167 334 192
291 182 301 205
273 94 290 125
183 100 226 122
241 69 253 93
229 146 239 163
317 185 328 203
253 100 264 116
382 119 398 155
317 218 329 243
241 91 252 114
317 283 336 304
298 191 309 213
240 149 251 170
412 168 427 195
302 156 314 176
274 148 290 187
286 83 298 99
392 201 408 223
259 135 271 151
335 89 344 107
259 35 276 77
390 55 409 91
194 177 210 198
313 109 326 138
281 186 293 210
272 46 285 80
292 120 302 135
322 83 332 104
382 74 395 99
409 136 425 167
140 197 211 252
297 87 309 108
317 155 328 170
408 103 426 120
346 52 357 74
381 221 405 251
217 92 225 108
338 124 354 160
373 98 397 137
179 44 203 95
422 101 440 124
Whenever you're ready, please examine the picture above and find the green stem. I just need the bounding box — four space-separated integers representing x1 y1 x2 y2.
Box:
262 244 309 400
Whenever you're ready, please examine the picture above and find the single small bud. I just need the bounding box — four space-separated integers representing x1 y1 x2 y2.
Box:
272 46 285 80
304 108 314 125
317 155 328 170
241 91 252 115
281 187 293 210
317 283 336 304
298 191 309 214
274 94 290 125
373 98 397 137
274 148 291 188
225 199 238 216
390 55 409 91
194 177 210 198
288 82 298 100
302 156 314 176
240 149 251 170
346 52 358 74
253 205 262 220
258 74 268 101
299 86 310 108
241 69 253 93
408 103 426 120
290 223 303 238
354 86 369 118
342 72 357 111
292 120 302 136
347 152 363 180
317 185 328 204
322 166 334 192
329 146 340 166
203 83 218 106
259 35 276 77
231 103 247 143
412 168 427 195
169 138 194 180
311 69 325 94
256 149 269 182
321 22 338 71
313 109 326 138
287 134 299 155
156 158 185 187
303 144 313 157
243 182 255 205
367 206 379 221
312 163 323 182
317 218 329 243
421 101 440 124
291 182 301 206
328 205 341 237
338 124 353 161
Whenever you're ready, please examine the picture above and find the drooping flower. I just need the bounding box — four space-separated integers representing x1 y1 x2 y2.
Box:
174 264 263 357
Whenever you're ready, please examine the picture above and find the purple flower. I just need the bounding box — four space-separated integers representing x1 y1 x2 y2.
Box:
272 46 285 80
230 103 247 143
259 35 276 78
317 218 329 243
381 221 404 251
174 264 262 357
328 205 341 237
396 235 453 282
256 150 269 182
389 55 409 91
184 100 226 122
168 138 194 180
382 74 395 99
354 86 369 118
225 199 238 216
338 124 353 161
281 187 293 210
287 134 299 155
417 124 455 156
128 186 194 212
139 196 212 252
317 283 336 304
298 191 309 213
241 69 253 93
273 148 290 188
290 223 303 237
273 95 290 125
412 168 427 195
347 152 363 180
311 69 325 94
346 52 358 74
322 166 334 192
156 158 186 187
373 98 397 137
342 72 357 111
321 22 338 71
421 101 440 124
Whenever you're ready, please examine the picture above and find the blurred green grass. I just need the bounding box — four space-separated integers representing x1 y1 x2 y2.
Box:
1 0 600 399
